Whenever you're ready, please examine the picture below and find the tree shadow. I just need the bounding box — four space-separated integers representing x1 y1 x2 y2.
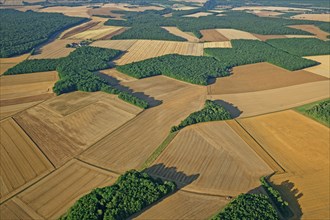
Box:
213 99 242 118
96 71 162 108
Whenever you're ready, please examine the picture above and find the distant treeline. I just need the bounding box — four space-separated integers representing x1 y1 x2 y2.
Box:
0 9 86 58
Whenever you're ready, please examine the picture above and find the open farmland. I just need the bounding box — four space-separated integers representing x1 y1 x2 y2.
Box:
303 55 330 78
1 159 118 219
14 92 142 167
39 6 90 17
99 68 137 83
232 6 311 12
288 25 330 40
91 40 137 51
115 40 204 65
0 71 58 119
79 76 206 173
252 10 284 17
0 118 54 203
208 81 330 117
102 3 164 12
162 27 199 42
0 53 29 74
216 29 259 40
291 14 330 22
200 29 229 42
60 21 101 39
208 62 327 95
203 41 232 48
147 121 273 196
68 26 125 40
238 110 329 219
28 39 76 59
183 12 213 17
87 7 125 20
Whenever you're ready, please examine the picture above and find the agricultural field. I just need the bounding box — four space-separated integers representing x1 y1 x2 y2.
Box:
162 27 199 42
28 39 76 59
39 6 91 17
200 29 229 42
216 29 259 40
207 62 327 95
60 20 101 39
183 12 213 17
288 25 330 40
0 53 29 74
13 92 142 167
91 39 138 51
203 41 232 48
291 14 330 22
67 26 125 40
303 55 330 78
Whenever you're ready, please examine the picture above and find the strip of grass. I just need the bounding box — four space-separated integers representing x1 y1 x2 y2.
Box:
294 98 330 127
140 131 179 170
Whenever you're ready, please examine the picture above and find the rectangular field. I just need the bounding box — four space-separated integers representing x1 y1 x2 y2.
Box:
200 29 229 42
0 118 54 203
216 29 259 40
91 39 137 51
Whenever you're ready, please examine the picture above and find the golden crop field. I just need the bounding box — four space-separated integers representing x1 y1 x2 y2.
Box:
115 40 204 65
288 25 329 40
216 29 259 40
203 41 232 48
1 159 118 219
162 27 199 42
91 40 137 51
102 3 164 12
68 26 124 40
238 110 329 219
208 81 330 118
200 29 229 42
0 118 54 203
29 39 76 59
303 55 330 78
0 53 29 75
232 6 311 12
252 10 284 17
208 62 327 95
99 68 137 83
79 76 206 173
291 13 330 22
14 91 142 167
39 6 91 17
183 12 213 17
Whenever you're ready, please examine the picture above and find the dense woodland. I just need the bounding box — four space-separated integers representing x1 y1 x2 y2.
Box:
4 59 63 75
0 9 86 58
211 194 279 220
205 40 320 71
61 170 176 220
304 99 330 126
171 100 232 132
117 54 229 85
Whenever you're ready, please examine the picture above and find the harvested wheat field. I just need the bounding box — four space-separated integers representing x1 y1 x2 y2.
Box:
162 27 199 42
303 55 330 78
68 26 125 40
232 6 311 12
87 7 125 20
39 6 90 17
216 29 259 40
29 39 76 59
183 12 213 17
288 25 329 40
147 121 273 196
0 63 17 75
91 39 137 51
1 159 118 219
0 118 54 203
291 13 330 22
115 40 204 65
252 10 283 17
133 191 228 220
238 110 329 219
208 62 327 95
99 68 137 82
253 34 316 41
200 29 229 42
79 76 206 173
0 53 29 74
14 91 142 167
60 21 101 39
102 3 164 12
172 6 198 11
204 41 232 48
208 81 330 118
0 71 58 119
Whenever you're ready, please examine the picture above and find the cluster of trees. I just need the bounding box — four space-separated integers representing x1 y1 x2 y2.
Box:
4 58 63 75
205 40 319 71
117 54 229 85
266 38 330 56
211 193 279 220
305 99 330 126
260 177 291 217
61 170 176 220
0 9 86 58
171 100 232 132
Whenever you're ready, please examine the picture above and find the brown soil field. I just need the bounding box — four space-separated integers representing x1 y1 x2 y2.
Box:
147 121 273 196
289 25 329 40
291 13 330 22
0 118 54 203
162 27 199 42
208 81 330 118
216 29 259 40
87 7 125 20
14 91 142 167
238 110 329 219
39 6 90 17
183 12 213 17
133 191 228 220
1 159 118 219
200 29 229 42
0 71 58 119
303 55 330 78
29 39 76 59
115 40 204 65
91 39 137 51
203 41 232 48
208 62 327 95
61 21 100 39
68 26 124 40
79 76 206 173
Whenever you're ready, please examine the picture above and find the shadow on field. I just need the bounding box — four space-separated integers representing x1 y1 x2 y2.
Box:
213 99 242 118
96 71 162 108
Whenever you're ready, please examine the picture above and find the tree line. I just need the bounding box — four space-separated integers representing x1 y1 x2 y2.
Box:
305 99 330 126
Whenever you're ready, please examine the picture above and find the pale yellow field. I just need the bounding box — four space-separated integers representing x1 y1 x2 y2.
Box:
183 12 213 17
1 159 118 219
288 25 329 40
216 29 259 40
68 26 124 40
99 68 137 82
29 39 76 59
203 41 232 48
252 10 284 17
14 91 142 167
0 53 29 73
291 14 330 22
162 27 199 42
172 6 198 10
284 35 316 38
79 76 206 173
303 55 330 78
147 121 273 196
238 110 329 219
0 63 17 75
0 118 54 203
232 6 311 12
102 3 164 12
91 40 137 51
115 40 204 65
39 6 90 17
134 191 228 220
208 81 330 118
